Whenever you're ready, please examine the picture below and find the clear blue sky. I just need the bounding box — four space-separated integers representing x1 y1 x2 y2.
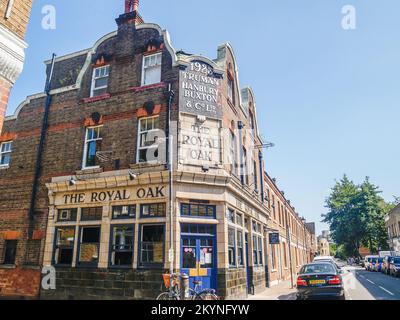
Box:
7 0 400 234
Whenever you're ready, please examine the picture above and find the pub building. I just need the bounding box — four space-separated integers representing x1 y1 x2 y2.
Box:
0 2 314 299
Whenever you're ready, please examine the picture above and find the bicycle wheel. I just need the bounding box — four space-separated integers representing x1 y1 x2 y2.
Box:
156 292 179 300
195 290 219 301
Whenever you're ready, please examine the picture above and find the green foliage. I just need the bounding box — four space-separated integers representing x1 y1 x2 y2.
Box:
322 175 390 258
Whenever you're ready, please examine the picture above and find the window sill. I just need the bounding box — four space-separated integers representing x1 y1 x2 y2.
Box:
130 162 167 173
53 264 73 269
81 93 111 103
76 264 99 269
138 264 164 270
109 265 133 270
0 165 10 170
132 82 167 92
76 167 103 176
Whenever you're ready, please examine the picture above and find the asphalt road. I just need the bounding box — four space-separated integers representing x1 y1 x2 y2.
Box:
343 266 400 300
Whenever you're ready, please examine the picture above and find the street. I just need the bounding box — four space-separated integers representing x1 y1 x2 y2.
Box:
249 265 400 300
343 266 400 300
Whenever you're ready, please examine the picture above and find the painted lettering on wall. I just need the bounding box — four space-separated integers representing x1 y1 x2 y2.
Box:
179 61 222 119
62 186 166 204
179 115 221 167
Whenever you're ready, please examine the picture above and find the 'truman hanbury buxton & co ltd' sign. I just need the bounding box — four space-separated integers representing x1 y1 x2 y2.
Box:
179 60 223 119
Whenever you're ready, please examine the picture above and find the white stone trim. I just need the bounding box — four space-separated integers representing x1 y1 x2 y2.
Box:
0 24 27 84
43 48 91 65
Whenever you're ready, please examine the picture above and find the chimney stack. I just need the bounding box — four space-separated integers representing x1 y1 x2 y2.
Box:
125 0 139 13
118 0 144 26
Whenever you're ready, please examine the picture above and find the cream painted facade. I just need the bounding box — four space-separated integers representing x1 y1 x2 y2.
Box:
318 238 331 256
385 204 400 254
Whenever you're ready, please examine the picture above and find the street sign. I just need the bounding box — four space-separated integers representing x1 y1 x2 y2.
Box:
269 232 280 244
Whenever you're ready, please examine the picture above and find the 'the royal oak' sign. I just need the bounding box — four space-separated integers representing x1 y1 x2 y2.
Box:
179 60 223 119
60 186 167 205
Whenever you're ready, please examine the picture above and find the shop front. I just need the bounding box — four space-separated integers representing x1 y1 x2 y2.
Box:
41 170 172 300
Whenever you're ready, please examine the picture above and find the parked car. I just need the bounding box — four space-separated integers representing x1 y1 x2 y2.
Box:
381 256 393 275
371 257 384 272
364 255 379 271
314 256 341 270
296 262 345 300
389 257 400 277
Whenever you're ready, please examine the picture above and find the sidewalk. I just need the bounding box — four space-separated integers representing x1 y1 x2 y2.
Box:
247 281 297 300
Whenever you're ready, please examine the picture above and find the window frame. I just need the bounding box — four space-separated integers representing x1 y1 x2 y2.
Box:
77 225 101 267
57 208 78 222
52 227 76 266
138 224 165 268
141 52 162 86
0 141 12 168
241 147 249 185
109 224 135 269
80 206 103 222
228 227 236 268
180 203 216 219
82 126 103 169
237 230 244 267
252 222 263 267
227 77 234 103
136 115 160 164
90 65 110 97
253 160 258 192
112 205 136 220
3 240 17 265
229 131 238 175
140 203 166 218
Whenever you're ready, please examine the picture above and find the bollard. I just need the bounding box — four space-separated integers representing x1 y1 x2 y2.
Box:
180 273 190 300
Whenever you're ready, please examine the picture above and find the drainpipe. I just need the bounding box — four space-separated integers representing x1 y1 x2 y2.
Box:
258 151 264 204
238 121 244 185
166 83 175 275
28 53 56 238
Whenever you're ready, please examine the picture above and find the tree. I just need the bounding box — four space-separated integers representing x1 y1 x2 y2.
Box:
358 177 389 253
323 175 391 258
323 175 364 257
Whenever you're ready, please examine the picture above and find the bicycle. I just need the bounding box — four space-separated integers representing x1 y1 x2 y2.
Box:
156 274 219 300
188 280 219 300
156 273 181 300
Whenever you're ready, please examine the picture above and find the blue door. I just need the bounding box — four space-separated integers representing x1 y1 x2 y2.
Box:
181 227 216 291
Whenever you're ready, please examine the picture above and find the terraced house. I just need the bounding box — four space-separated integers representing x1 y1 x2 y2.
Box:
0 3 314 299
0 0 33 296
264 174 316 287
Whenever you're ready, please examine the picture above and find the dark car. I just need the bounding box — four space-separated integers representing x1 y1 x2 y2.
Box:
389 257 400 277
296 262 345 300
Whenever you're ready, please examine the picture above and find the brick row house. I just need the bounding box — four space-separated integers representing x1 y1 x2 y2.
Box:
263 174 316 287
0 0 33 296
0 4 315 299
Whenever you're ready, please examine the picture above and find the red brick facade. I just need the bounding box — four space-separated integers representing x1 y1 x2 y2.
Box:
0 13 178 298
0 7 314 299
0 77 11 133
0 0 33 39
